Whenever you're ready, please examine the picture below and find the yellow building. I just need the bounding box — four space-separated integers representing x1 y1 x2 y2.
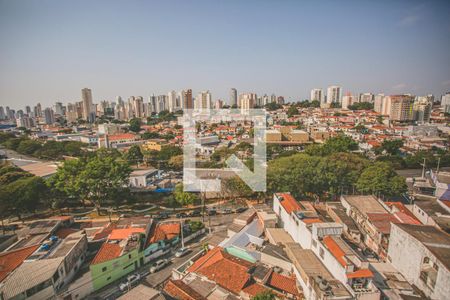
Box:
142 139 167 151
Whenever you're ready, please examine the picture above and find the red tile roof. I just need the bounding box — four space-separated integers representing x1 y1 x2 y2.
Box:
346 269 374 279
267 271 299 296
0 245 39 282
242 282 269 297
163 279 207 300
55 228 80 239
367 212 421 234
108 133 136 141
187 247 253 294
385 202 420 222
109 228 145 240
277 193 301 214
91 243 122 265
148 223 180 245
323 236 347 267
92 223 116 240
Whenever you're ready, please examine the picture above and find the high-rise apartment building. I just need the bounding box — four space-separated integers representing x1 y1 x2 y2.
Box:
239 93 257 111
441 92 450 113
359 93 374 103
374 94 385 113
183 89 193 110
230 88 237 107
326 86 342 103
81 88 94 122
388 95 414 121
310 88 323 102
168 91 177 112
195 91 212 110
54 102 64 115
43 107 55 125
342 95 357 109
0 106 5 120
413 97 432 123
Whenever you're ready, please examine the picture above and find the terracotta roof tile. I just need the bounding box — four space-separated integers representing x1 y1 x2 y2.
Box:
91 243 122 265
164 279 207 300
148 223 180 245
242 282 269 297
0 245 39 282
267 271 300 296
346 269 373 278
277 193 301 214
187 247 253 294
109 228 145 240
323 236 347 267
55 228 80 239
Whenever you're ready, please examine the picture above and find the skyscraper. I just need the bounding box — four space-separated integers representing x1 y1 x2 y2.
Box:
374 94 385 113
326 86 342 103
310 88 323 102
81 88 94 122
168 90 177 112
441 92 450 113
359 93 374 103
43 107 55 124
183 89 193 110
230 88 237 107
388 95 414 121
195 91 212 110
0 106 5 120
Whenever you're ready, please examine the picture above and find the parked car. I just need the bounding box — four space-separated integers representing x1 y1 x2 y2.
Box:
188 210 201 217
176 212 188 218
150 259 169 273
221 208 232 214
119 273 141 291
207 209 217 216
175 247 190 258
158 212 169 219
234 207 247 213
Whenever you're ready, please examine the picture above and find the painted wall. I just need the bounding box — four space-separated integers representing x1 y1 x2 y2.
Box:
90 247 143 291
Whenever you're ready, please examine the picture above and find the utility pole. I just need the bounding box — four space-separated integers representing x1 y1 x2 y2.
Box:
437 157 441 174
180 217 184 248
421 158 426 178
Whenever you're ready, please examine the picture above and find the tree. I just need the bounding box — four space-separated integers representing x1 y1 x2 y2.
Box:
222 176 253 199
356 162 407 196
141 131 161 139
168 155 183 170
287 105 298 117
157 145 182 161
174 183 198 206
53 149 132 212
305 135 358 156
264 102 282 111
129 118 142 133
381 139 403 155
267 153 327 199
2 176 48 219
252 291 275 300
126 145 143 165
16 139 42 155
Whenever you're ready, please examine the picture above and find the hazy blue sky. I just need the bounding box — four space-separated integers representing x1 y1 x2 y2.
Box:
1 0 449 108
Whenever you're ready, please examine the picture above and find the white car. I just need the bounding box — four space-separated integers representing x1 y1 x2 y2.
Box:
150 259 169 273
119 273 141 291
175 247 190 258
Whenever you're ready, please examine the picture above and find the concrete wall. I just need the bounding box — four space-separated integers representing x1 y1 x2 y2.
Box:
388 224 450 299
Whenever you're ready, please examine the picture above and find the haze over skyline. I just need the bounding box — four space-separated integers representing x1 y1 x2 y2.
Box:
1 0 450 108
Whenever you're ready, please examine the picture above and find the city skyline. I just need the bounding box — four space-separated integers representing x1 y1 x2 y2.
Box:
1 0 450 107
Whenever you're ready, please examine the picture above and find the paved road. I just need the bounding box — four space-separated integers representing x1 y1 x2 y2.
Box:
395 167 450 178
1 147 42 166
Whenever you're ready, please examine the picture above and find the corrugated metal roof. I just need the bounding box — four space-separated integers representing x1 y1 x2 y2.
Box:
1 257 63 299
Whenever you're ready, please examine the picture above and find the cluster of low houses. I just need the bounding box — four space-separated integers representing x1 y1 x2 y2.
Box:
1 182 449 299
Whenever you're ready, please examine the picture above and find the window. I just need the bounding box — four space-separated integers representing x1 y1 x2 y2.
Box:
52 271 60 282
319 247 324 259
423 257 430 264
312 240 317 248
419 271 428 282
433 263 439 272
128 254 132 259
102 267 107 272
